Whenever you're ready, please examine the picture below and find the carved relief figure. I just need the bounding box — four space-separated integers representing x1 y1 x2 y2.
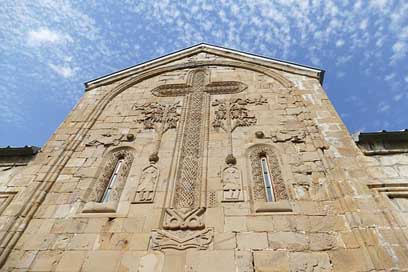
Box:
221 165 243 201
134 164 159 203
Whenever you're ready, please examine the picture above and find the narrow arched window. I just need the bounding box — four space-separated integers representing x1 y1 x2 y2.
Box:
249 145 288 203
260 156 275 202
90 149 134 203
101 158 124 203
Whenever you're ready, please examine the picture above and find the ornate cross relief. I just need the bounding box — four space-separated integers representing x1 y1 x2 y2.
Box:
212 96 268 202
131 101 181 203
150 68 247 250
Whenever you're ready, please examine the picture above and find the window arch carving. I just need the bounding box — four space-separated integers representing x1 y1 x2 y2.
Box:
90 148 134 203
248 144 288 202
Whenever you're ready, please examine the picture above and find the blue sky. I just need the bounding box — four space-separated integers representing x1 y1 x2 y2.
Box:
1 0 407 147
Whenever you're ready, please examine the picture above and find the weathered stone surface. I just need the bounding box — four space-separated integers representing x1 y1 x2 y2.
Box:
289 252 332 272
0 45 403 272
253 250 289 272
82 251 122 272
267 231 308 251
237 232 268 250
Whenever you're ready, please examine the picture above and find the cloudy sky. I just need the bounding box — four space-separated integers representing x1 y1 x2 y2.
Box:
1 0 407 146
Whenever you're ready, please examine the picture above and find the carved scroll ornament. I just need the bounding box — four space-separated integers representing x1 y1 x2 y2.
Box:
151 228 213 250
163 207 205 230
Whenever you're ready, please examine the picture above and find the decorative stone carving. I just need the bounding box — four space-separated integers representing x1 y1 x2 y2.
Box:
221 165 243 202
212 95 267 133
248 145 288 201
132 101 181 131
132 101 181 162
133 164 159 203
145 69 246 252
163 207 205 230
207 191 217 207
151 69 247 209
89 149 134 202
150 228 213 250
85 133 135 147
270 129 306 143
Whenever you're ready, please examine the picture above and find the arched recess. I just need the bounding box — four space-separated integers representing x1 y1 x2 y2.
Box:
82 146 134 213
247 143 293 213
84 60 308 208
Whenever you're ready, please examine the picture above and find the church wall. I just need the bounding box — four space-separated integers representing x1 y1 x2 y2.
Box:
0 51 407 271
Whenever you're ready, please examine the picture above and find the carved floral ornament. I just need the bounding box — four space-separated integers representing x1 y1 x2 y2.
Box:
89 148 134 203
248 144 289 202
212 95 267 131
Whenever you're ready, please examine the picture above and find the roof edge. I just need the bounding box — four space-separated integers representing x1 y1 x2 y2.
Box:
85 43 325 89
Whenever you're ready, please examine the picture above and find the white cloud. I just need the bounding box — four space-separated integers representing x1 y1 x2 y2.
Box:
49 63 76 78
336 39 345 47
378 103 390 112
385 73 395 81
391 41 407 62
393 93 403 102
27 28 72 46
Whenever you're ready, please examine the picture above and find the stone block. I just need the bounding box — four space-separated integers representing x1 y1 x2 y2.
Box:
268 231 308 251
82 250 122 272
185 250 235 272
118 251 144 272
235 250 253 272
213 232 236 250
237 232 268 250
206 207 224 232
253 250 289 272
30 250 63 271
162 252 186 272
329 248 374 272
224 216 247 232
309 232 338 251
138 252 164 272
246 215 274 231
289 252 331 272
129 233 150 250
68 233 97 250
55 250 86 272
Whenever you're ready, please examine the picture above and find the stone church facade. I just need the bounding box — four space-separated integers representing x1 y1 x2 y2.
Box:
0 44 407 271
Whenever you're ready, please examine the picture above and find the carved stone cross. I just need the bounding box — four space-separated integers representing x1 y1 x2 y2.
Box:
152 69 247 209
